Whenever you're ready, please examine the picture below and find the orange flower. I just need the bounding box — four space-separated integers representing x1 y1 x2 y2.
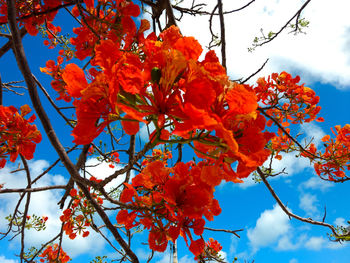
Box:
226 83 258 115
189 238 205 256
39 244 70 263
62 63 88 98
0 105 41 167
121 116 140 135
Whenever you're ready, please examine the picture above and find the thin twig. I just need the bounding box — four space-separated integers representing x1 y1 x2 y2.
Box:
257 167 338 236
171 0 256 16
0 185 66 194
217 0 226 70
32 74 73 127
240 58 269 83
0 27 26 58
125 135 136 185
19 156 31 263
253 0 312 48
204 226 243 238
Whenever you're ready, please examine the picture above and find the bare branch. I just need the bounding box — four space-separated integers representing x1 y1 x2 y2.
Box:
7 1 139 261
0 185 66 194
204 226 243 238
240 58 269 83
172 0 256 16
32 74 74 127
252 0 312 48
257 167 338 236
19 156 31 263
217 0 226 70
0 27 26 58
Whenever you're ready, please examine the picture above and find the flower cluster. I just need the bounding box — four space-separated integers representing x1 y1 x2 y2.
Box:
117 159 222 255
255 72 324 160
0 0 65 35
59 188 102 239
302 124 350 181
56 23 274 180
25 214 48 231
0 105 42 168
42 23 62 49
2 0 345 261
41 1 284 256
196 238 223 261
256 71 323 126
39 243 70 263
40 56 70 102
70 0 142 60
108 152 120 168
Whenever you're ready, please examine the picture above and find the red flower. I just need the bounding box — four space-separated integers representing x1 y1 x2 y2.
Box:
0 105 41 167
121 115 140 135
189 238 205 256
62 63 88 98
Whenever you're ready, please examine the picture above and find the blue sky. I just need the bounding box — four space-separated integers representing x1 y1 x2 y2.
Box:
1 0 350 262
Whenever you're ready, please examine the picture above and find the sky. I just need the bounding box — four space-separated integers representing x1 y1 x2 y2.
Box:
1 0 350 262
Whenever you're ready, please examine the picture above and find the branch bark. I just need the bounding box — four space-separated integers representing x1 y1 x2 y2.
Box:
257 167 338 236
6 1 139 261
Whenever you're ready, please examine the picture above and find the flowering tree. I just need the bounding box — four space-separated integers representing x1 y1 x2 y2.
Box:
0 0 349 262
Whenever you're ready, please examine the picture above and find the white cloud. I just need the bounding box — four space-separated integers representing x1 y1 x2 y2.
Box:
334 217 347 227
63 231 106 257
277 235 299 251
247 204 291 251
139 122 171 145
303 236 346 250
265 152 312 177
238 151 313 190
85 158 127 191
0 160 107 258
289 259 298 263
304 236 325 250
154 250 172 263
217 250 227 262
136 248 152 262
276 234 307 251
326 241 346 250
0 160 64 232
0 255 18 263
179 254 196 263
300 123 326 148
299 193 319 216
229 235 238 255
299 176 333 192
178 0 350 88
238 174 259 189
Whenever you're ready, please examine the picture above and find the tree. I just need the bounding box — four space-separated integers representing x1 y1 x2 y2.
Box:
0 0 349 262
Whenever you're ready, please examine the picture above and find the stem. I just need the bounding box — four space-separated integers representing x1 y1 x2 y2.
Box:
257 167 337 236
217 0 226 70
20 156 31 263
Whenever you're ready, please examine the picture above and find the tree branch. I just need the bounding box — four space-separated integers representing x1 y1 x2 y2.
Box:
0 27 26 58
0 185 66 194
252 0 312 48
257 167 338 236
204 226 243 238
19 156 31 263
7 1 139 261
240 58 269 83
217 0 226 70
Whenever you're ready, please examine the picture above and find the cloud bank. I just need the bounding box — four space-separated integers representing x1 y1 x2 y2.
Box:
177 0 350 88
